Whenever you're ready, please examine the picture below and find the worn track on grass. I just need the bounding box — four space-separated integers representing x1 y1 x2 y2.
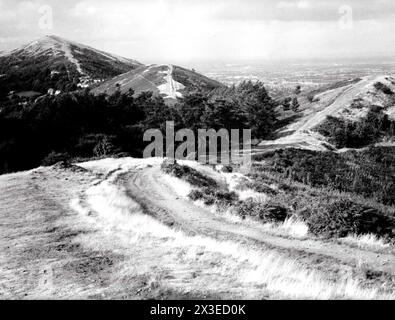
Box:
1 159 394 299
125 165 395 288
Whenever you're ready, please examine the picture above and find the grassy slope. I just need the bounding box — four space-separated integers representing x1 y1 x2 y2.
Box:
1 158 393 299
91 64 224 102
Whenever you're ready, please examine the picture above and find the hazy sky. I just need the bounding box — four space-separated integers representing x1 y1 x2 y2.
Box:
1 0 395 64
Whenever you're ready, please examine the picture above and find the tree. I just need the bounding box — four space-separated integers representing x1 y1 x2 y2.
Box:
291 97 300 112
93 135 116 157
282 97 292 111
294 85 302 95
179 92 208 131
234 81 277 138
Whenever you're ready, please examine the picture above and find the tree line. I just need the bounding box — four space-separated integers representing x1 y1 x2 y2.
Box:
0 80 277 174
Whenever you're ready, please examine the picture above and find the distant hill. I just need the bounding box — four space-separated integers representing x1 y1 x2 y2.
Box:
91 64 224 104
0 35 142 96
0 36 223 103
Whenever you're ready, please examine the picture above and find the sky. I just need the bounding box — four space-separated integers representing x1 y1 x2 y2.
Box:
1 0 395 64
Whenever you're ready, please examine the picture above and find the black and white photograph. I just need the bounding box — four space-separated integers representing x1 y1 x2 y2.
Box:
0 0 394 306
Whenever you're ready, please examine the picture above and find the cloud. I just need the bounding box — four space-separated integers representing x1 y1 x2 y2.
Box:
0 0 394 62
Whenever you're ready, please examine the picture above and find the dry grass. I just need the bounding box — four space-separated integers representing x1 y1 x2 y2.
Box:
75 158 393 299
339 234 392 252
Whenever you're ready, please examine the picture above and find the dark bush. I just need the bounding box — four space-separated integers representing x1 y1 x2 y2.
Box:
255 147 395 205
220 165 234 173
41 151 71 166
0 79 279 175
246 181 279 196
161 161 218 188
234 199 288 223
304 199 394 238
316 108 394 149
374 82 394 95
188 187 238 207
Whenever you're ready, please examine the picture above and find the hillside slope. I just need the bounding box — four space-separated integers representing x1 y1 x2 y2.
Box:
258 75 395 151
0 36 142 95
91 64 224 104
0 158 393 299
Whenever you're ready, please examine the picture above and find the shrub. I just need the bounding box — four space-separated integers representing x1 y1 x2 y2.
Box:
374 82 394 95
291 97 300 112
282 97 292 111
245 180 279 196
220 165 233 173
304 199 394 238
76 134 118 158
316 108 394 149
188 187 238 207
294 85 302 95
350 98 365 109
41 151 70 166
254 147 395 205
234 199 288 223
161 161 218 188
93 135 116 157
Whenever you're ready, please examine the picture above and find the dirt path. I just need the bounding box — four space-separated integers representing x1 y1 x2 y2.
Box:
158 64 185 99
125 166 395 287
1 159 394 299
258 77 375 151
0 164 228 299
297 77 371 132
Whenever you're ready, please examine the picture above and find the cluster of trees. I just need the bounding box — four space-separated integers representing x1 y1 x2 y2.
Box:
0 55 81 97
316 107 395 148
282 97 300 112
179 81 277 137
280 85 301 112
0 80 277 174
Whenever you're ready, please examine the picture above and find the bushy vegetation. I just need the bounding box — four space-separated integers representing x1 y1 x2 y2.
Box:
316 107 395 148
0 79 278 174
0 54 80 96
247 149 395 239
301 199 394 239
189 188 238 207
161 161 218 188
253 147 395 205
41 151 71 166
374 82 394 95
161 152 394 239
0 89 147 173
0 46 138 97
180 81 277 138
161 161 238 208
70 45 137 79
172 66 222 93
234 199 288 223
161 160 291 224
